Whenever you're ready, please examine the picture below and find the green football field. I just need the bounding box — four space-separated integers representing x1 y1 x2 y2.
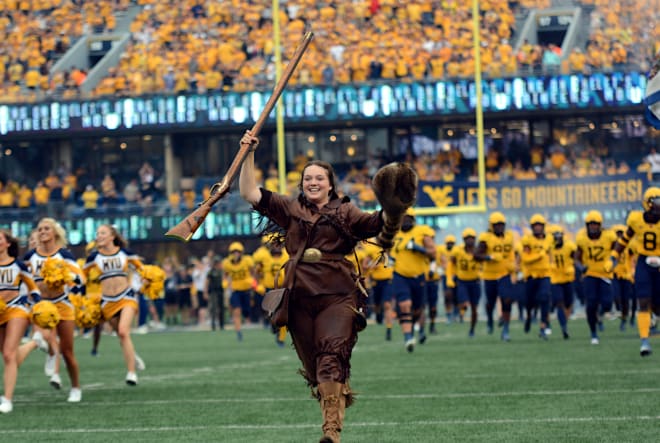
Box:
4 316 660 442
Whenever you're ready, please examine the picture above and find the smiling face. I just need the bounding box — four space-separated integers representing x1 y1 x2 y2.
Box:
37 220 56 244
95 225 116 249
301 164 332 207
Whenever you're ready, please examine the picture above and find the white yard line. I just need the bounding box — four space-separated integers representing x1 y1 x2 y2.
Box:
2 415 660 434
16 386 660 405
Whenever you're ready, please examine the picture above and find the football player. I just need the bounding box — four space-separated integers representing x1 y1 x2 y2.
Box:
474 212 517 341
548 225 577 339
521 214 553 339
446 228 481 337
610 187 660 356
390 209 436 352
434 234 456 329
575 210 617 345
611 225 636 332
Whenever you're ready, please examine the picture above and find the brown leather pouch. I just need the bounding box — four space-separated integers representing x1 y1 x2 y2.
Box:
261 288 289 327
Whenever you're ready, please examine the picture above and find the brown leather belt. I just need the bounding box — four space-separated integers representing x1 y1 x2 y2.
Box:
300 248 347 263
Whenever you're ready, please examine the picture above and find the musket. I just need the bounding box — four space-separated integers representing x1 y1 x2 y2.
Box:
165 31 314 241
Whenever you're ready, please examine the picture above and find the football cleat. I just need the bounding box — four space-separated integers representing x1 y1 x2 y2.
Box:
640 339 652 357
419 333 427 345
405 337 416 353
501 332 511 342
562 330 570 340
385 328 392 341
590 337 600 345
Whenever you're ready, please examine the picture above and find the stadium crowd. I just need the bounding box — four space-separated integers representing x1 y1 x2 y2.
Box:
0 139 656 217
0 0 657 103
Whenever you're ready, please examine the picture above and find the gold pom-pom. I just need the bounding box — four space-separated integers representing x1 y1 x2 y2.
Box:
31 300 61 329
69 294 84 309
74 297 102 329
87 293 102 304
87 266 101 284
41 257 74 292
139 265 166 300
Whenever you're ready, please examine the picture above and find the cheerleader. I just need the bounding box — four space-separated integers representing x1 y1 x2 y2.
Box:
83 224 145 385
23 218 84 403
0 230 48 413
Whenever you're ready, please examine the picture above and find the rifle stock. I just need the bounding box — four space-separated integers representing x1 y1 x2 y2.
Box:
164 179 229 242
165 31 314 242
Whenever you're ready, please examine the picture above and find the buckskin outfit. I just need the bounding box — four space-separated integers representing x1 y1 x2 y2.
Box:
254 188 383 442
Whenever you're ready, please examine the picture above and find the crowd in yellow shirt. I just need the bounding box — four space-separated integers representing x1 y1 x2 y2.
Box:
3 0 655 103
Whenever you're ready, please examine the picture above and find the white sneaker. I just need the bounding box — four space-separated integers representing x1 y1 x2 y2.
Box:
50 373 62 390
44 354 57 376
134 354 146 371
590 337 600 345
67 388 82 403
544 328 552 336
135 325 149 335
0 396 13 414
32 332 49 353
126 371 138 386
153 322 166 331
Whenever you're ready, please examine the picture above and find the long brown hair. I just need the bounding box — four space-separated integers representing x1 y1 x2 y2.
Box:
298 160 340 201
0 230 19 258
103 224 128 249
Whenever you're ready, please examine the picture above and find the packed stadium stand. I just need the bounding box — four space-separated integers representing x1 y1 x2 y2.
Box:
1 0 656 102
